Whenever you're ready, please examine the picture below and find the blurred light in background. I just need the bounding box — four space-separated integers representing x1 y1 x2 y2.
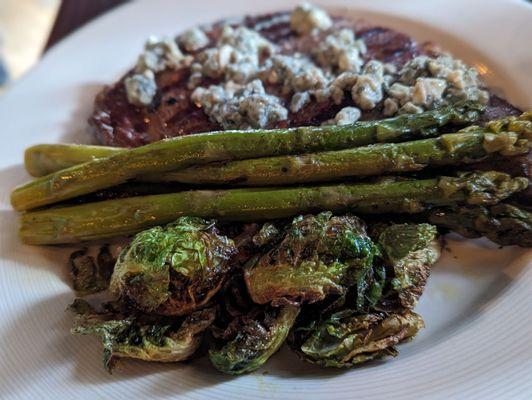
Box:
0 0 59 89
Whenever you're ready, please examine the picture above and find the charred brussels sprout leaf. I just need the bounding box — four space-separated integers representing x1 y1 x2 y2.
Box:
245 212 379 306
70 249 99 294
252 222 281 247
378 224 440 309
70 299 215 372
97 244 116 282
110 217 236 315
294 309 424 368
70 245 116 295
209 305 299 375
214 272 256 330
351 257 387 311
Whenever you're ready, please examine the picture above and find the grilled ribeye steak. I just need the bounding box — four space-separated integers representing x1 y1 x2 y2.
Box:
89 11 521 148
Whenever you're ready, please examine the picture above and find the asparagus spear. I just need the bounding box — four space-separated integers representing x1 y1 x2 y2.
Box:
149 130 529 186
461 153 531 209
24 144 123 177
423 110 532 246
24 102 483 177
19 171 527 245
23 110 529 189
429 203 532 247
23 128 529 188
12 103 482 211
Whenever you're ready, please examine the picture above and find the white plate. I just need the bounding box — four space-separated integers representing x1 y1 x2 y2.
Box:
0 0 531 399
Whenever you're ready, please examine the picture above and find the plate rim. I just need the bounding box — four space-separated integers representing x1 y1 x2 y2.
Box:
0 1 531 399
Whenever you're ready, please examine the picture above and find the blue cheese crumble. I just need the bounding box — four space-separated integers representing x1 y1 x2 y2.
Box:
290 91 312 113
178 27 209 52
124 70 157 107
125 4 491 125
351 60 385 110
189 25 275 87
396 55 490 109
191 80 288 129
315 29 366 73
411 77 447 107
334 106 361 125
259 54 328 95
126 36 191 106
136 36 191 73
290 3 332 35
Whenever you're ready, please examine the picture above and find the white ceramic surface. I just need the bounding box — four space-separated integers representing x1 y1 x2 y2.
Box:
0 1 531 399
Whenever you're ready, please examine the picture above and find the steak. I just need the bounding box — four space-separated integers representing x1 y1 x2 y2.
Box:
89 11 521 148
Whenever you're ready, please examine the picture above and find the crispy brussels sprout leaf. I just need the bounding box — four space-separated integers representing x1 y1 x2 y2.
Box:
70 245 116 295
377 224 440 309
245 212 379 306
209 305 299 375
110 217 236 315
70 249 99 295
252 222 281 247
351 259 387 311
97 244 116 282
70 299 215 372
294 309 424 368
214 272 256 329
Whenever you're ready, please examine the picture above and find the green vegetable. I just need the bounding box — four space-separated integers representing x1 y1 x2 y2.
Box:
24 127 530 188
110 217 236 315
436 171 527 205
20 172 528 244
429 203 532 247
295 223 439 314
12 102 482 211
377 224 440 309
146 130 530 186
24 144 123 177
70 299 215 372
209 305 300 375
251 222 281 247
69 245 116 295
483 111 532 136
291 309 424 368
244 212 379 306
